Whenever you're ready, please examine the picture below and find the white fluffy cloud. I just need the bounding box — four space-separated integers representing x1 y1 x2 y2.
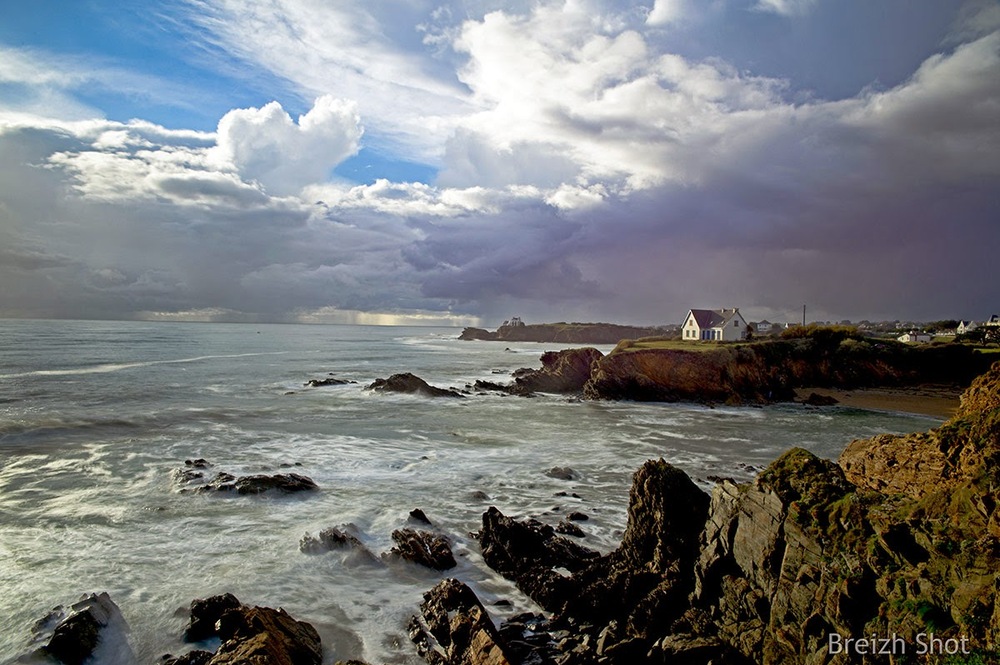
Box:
446 5 788 191
213 96 362 196
647 0 684 26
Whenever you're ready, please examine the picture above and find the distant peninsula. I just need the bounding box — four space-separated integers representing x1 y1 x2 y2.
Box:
459 318 671 344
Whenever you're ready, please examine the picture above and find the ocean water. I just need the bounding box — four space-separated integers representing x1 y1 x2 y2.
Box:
0 320 943 663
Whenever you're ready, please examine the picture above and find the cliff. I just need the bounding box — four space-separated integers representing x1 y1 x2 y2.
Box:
414 362 1000 665
459 322 668 344
584 335 991 404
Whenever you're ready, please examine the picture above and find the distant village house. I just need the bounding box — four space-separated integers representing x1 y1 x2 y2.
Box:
957 320 978 335
682 308 749 341
897 331 932 344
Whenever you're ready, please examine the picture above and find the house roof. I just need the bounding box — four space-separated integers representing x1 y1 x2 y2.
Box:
688 308 742 329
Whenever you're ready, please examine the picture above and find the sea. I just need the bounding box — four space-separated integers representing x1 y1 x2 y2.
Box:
0 319 944 664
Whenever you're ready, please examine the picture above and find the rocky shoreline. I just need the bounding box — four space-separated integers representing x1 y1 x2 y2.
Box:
459 322 667 344
17 358 1000 664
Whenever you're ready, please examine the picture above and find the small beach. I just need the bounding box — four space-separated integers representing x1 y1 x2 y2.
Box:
795 384 962 419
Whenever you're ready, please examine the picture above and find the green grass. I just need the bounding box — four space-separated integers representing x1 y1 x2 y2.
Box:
615 337 725 352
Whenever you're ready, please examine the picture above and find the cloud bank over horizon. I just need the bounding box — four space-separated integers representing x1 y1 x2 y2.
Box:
1 1 998 326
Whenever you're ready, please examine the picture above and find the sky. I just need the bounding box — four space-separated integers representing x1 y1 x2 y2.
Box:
0 0 998 326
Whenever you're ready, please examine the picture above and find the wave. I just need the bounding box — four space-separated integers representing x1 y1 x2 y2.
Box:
0 352 288 379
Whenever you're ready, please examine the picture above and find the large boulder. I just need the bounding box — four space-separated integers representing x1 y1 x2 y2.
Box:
367 373 464 398
31 593 136 665
209 605 322 665
196 472 319 495
183 593 243 642
388 529 457 570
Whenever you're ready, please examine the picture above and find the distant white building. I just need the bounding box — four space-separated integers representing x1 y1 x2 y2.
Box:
985 314 1000 327
682 308 749 341
753 320 774 334
897 331 932 344
957 320 978 335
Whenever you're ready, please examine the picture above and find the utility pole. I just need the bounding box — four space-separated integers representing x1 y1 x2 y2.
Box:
802 305 806 326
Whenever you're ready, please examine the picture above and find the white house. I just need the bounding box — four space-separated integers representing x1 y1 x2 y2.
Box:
985 314 1000 327
957 320 978 335
753 320 774 334
897 331 932 344
682 308 749 341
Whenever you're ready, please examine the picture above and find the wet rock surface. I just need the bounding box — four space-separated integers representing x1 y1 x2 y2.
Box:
194 472 319 495
367 373 464 398
409 578 516 665
166 596 323 665
28 593 135 665
184 593 242 642
299 525 371 556
388 529 457 570
304 376 355 387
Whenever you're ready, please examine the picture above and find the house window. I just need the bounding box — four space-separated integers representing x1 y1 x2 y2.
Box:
734 321 739 327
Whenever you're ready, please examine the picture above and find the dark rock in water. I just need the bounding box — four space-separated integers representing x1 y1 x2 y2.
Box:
185 458 211 468
409 578 515 665
159 651 213 665
555 520 585 538
299 526 371 557
471 379 513 393
408 508 432 525
304 377 353 387
33 593 134 665
479 507 599 610
470 490 490 501
367 373 464 398
212 605 322 665
545 466 577 480
197 472 318 495
184 593 243 642
174 469 204 484
802 391 839 406
566 511 588 521
388 529 457 570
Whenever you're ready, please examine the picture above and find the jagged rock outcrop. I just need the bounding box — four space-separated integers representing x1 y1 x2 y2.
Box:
511 347 603 394
210 606 322 665
408 578 516 665
367 373 464 398
434 361 1000 665
167 595 323 665
479 507 600 610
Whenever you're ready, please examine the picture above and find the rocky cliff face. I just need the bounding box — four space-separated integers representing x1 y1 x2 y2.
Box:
584 337 990 404
424 361 1000 665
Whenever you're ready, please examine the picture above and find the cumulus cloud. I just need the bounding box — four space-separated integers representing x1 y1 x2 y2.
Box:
177 0 475 163
647 0 684 26
213 96 363 196
446 5 789 192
